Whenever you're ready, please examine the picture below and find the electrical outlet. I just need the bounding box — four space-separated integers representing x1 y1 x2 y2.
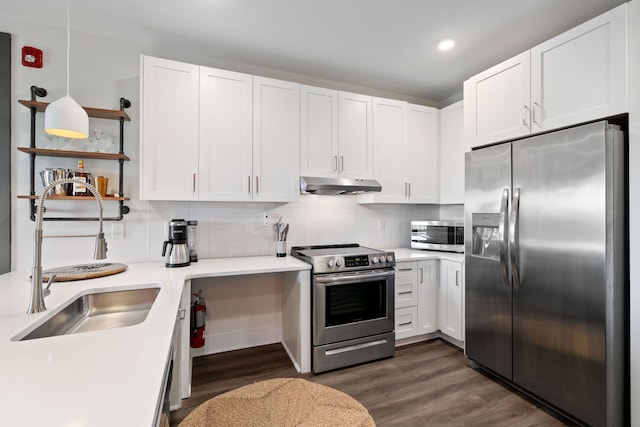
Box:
262 213 270 233
111 222 125 239
377 218 385 231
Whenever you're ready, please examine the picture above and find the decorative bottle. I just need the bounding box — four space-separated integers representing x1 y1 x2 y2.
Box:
71 160 90 196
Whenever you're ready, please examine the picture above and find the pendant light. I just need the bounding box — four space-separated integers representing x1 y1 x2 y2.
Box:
44 0 88 139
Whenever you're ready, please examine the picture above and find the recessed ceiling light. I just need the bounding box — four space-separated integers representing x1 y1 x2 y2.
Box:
438 38 455 51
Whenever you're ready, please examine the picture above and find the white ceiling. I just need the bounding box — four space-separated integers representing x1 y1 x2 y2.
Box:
1 0 628 102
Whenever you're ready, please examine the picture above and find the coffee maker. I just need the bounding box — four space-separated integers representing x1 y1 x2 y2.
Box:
162 219 190 268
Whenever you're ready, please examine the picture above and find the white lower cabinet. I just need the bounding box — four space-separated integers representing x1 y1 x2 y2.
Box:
417 260 437 335
395 262 418 308
438 260 464 342
395 306 418 340
395 259 463 345
394 260 437 338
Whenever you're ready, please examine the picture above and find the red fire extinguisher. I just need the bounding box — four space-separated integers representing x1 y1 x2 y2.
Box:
191 291 206 348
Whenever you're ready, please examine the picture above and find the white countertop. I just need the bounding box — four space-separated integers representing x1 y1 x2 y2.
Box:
389 248 465 263
0 251 462 427
0 256 310 427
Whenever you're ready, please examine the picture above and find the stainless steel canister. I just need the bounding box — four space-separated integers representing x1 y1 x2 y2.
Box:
39 168 71 195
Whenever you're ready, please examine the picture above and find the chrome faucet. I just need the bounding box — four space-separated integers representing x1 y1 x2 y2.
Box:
28 177 108 314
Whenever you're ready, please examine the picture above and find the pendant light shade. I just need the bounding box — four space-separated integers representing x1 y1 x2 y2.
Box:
44 0 88 139
44 95 89 138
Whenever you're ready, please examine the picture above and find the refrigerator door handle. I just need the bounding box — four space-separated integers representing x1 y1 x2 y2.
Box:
509 187 521 288
499 188 510 287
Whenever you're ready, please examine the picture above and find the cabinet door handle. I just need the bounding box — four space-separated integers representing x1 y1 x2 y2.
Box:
255 176 259 194
456 270 460 286
248 176 251 193
419 267 424 284
533 102 541 126
398 290 413 295
340 156 344 172
333 156 338 172
397 268 413 272
522 105 530 128
408 182 411 198
399 321 413 326
404 183 408 198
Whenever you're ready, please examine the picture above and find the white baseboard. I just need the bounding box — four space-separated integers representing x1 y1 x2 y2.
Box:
281 341 301 373
395 332 439 347
191 327 282 358
438 332 464 349
395 331 464 350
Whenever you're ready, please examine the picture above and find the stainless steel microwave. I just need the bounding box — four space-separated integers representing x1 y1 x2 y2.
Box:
411 220 464 253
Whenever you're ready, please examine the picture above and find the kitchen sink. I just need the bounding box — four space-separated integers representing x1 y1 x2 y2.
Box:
16 287 160 341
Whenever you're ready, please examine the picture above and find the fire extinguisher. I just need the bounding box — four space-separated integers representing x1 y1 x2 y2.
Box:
191 290 206 348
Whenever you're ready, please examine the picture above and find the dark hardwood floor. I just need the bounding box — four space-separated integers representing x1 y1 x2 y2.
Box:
170 339 574 426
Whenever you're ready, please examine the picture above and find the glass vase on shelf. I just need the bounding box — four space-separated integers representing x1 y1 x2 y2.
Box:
43 132 74 150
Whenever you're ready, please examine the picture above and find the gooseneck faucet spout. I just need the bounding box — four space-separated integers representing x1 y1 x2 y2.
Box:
28 177 107 314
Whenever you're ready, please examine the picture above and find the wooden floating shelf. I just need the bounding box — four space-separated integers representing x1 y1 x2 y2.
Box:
17 195 129 201
18 99 130 121
17 147 130 161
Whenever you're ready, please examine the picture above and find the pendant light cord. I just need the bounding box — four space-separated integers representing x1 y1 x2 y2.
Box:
65 0 71 96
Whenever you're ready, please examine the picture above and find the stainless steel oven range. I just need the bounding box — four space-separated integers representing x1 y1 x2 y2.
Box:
291 244 396 373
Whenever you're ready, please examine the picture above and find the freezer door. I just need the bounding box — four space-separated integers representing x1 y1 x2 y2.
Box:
511 121 616 426
464 143 512 380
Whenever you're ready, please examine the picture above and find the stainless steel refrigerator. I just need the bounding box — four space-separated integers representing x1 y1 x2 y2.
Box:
464 120 626 427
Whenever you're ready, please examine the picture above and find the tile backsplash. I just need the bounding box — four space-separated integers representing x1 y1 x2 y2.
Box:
149 196 443 261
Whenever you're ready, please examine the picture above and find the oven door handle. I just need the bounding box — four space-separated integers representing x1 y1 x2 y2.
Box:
315 270 395 284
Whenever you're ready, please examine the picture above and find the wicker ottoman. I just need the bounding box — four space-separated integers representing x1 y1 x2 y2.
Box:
178 377 376 427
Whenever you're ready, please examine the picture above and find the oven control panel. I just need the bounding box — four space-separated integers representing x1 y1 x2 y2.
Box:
317 252 395 273
344 255 369 268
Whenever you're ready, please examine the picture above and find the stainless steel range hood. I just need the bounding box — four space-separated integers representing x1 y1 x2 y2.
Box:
300 176 382 195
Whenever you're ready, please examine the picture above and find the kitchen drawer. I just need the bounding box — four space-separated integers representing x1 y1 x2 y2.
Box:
395 306 418 340
395 262 418 308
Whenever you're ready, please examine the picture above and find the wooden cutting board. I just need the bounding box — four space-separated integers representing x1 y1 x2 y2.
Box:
41 262 128 282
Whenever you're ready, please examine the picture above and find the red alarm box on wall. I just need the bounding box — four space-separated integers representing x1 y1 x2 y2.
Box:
22 46 43 68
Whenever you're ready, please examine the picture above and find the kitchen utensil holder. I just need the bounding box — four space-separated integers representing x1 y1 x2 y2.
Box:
276 241 287 257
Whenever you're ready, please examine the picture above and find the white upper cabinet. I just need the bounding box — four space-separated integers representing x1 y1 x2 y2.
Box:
360 101 438 204
530 4 627 131
465 3 627 148
338 92 373 179
439 101 466 204
300 86 339 178
140 56 299 202
369 97 408 203
300 87 372 181
406 104 439 203
199 67 253 201
252 77 300 202
140 56 200 201
464 52 531 148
